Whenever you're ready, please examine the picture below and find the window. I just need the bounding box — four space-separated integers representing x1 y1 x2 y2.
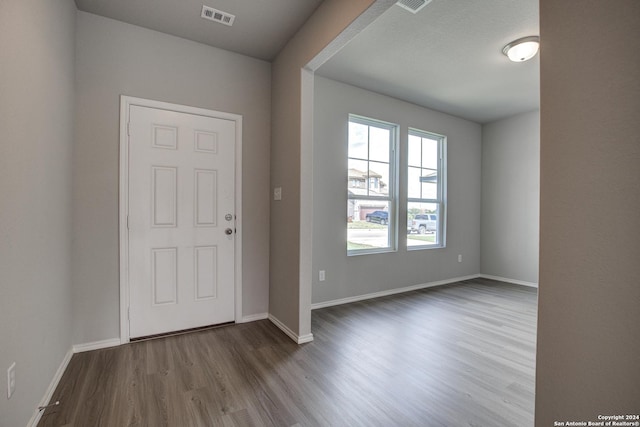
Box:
347 115 397 254
406 129 446 248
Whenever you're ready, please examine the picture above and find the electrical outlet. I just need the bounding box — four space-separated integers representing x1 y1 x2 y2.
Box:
319 270 325 282
458 254 462 263
273 187 282 201
7 362 15 399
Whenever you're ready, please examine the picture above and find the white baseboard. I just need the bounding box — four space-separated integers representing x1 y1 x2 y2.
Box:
296 333 314 344
240 312 269 323
27 348 73 427
479 274 538 288
268 314 314 344
72 338 121 353
311 274 482 310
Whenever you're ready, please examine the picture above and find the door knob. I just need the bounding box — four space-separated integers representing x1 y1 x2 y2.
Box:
225 228 233 235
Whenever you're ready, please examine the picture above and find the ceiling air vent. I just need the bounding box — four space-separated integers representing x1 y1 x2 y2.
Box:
201 5 235 26
396 0 432 14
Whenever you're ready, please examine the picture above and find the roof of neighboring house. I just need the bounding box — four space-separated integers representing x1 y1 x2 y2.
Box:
348 188 388 197
348 168 382 179
419 172 438 183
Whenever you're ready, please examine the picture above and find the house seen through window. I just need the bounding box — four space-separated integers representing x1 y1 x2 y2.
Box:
347 116 447 254
347 116 396 254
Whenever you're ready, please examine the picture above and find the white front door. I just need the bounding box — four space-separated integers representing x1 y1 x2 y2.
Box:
128 105 236 338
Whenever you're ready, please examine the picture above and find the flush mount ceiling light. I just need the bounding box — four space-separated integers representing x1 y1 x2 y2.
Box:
502 36 540 62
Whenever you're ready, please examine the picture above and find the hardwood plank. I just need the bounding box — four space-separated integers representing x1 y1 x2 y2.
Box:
38 278 537 426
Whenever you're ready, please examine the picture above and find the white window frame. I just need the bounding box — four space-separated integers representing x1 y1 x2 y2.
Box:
406 128 447 250
347 115 398 255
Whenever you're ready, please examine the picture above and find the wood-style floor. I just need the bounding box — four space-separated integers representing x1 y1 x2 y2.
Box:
39 278 537 427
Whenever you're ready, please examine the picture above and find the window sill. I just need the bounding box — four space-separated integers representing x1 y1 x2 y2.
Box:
347 248 396 256
407 244 445 251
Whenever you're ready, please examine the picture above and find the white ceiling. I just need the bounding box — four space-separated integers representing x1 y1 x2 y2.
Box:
316 0 540 123
75 0 539 124
74 0 324 61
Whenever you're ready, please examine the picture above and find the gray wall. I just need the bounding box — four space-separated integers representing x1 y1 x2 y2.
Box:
270 0 384 337
536 0 640 423
0 0 76 425
74 12 272 344
481 111 540 284
312 77 482 305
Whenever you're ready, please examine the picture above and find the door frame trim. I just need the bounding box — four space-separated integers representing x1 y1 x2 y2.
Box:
118 95 243 344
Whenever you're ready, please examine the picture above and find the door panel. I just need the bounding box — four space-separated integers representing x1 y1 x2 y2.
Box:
128 105 235 338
